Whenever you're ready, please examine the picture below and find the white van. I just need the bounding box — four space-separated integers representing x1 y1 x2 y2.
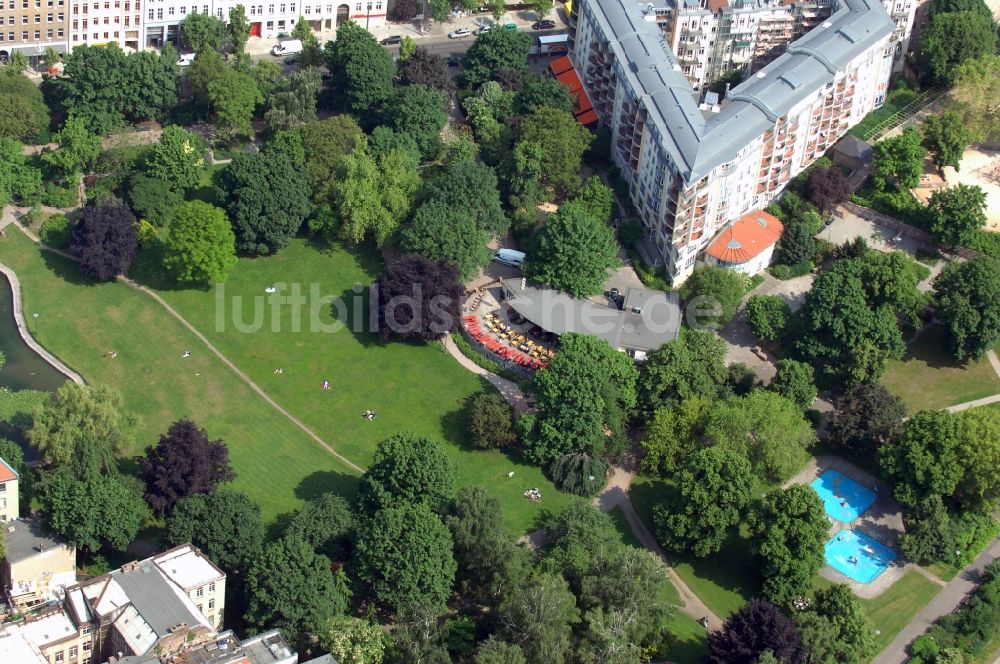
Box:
272 39 303 56
493 249 526 268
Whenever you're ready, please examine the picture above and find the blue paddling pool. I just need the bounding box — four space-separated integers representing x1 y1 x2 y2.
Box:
810 469 877 523
826 529 896 583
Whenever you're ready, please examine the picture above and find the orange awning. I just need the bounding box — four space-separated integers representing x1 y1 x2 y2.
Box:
550 54 574 76
549 58 597 127
576 110 600 125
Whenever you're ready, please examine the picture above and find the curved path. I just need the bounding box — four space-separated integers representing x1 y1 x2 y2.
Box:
443 335 724 630
5 221 365 474
0 262 86 386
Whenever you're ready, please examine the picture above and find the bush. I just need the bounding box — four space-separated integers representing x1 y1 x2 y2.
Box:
467 392 515 449
40 178 79 208
547 453 606 497
617 217 642 246
968 230 1000 259
745 295 791 342
39 214 71 249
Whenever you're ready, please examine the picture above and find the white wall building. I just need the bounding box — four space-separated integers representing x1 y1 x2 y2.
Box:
69 0 141 49
568 0 895 283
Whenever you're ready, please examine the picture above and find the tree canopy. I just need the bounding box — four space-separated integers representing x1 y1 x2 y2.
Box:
806 165 852 213
180 12 228 53
29 383 136 478
0 138 41 208
933 256 1000 360
422 159 509 237
950 54 1000 144
395 203 481 275
828 382 906 455
745 294 791 342
387 84 448 160
220 152 311 255
356 433 456 514
166 489 265 572
879 409 964 510
466 392 516 450
525 201 619 298
373 255 463 343
703 390 815 482
285 493 355 559
163 201 239 285
922 111 972 172
139 419 234 515
146 125 206 194
519 107 594 194
0 70 49 142
680 265 747 328
749 485 828 603
872 127 926 192
325 21 396 114
706 599 802 664
798 584 877 664
245 535 348 637
497 573 580 664
637 330 728 412
927 183 987 248
919 10 998 85
769 359 817 410
639 396 711 476
353 502 457 614
524 333 638 463
654 445 755 557
462 29 532 88
399 47 455 93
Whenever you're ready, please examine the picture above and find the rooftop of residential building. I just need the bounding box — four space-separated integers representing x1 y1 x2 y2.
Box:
704 209 785 263
1 518 72 564
581 0 894 182
0 625 49 664
0 457 18 483
17 609 78 649
111 630 301 664
153 544 225 591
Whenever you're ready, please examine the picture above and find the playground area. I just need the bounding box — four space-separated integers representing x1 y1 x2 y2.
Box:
943 147 1000 231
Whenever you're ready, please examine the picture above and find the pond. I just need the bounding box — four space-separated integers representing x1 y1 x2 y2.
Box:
0 272 67 450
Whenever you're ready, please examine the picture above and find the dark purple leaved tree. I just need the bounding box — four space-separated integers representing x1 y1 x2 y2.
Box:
70 201 139 281
705 598 803 664
140 419 235 515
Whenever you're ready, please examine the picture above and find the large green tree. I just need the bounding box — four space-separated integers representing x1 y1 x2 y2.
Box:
827 382 906 455
166 489 265 571
319 615 387 664
228 5 251 55
422 158 508 237
637 330 728 412
879 409 964 509
919 11 998 85
290 17 323 68
957 407 1000 512
639 396 711 476
317 145 419 245
245 535 349 637
519 107 593 194
264 67 322 134
769 358 817 410
872 127 926 192
927 183 987 248
933 256 1000 360
653 445 755 557
285 493 355 559
749 485 828 603
38 468 151 553
325 21 395 114
29 383 136 478
525 201 619 298
497 573 580 664
462 29 532 87
163 201 238 285
703 390 815 482
145 125 206 194
950 54 1000 143
356 433 456 514
353 502 457 614
524 333 638 464
220 151 311 255
745 294 791 342
43 116 101 176
300 115 365 194
399 201 491 281
128 174 183 226
798 585 877 664
445 486 529 602
387 84 448 160
681 265 747 328
180 12 228 53
922 111 972 172
0 70 49 141
206 62 263 141
466 392 516 450
0 138 41 207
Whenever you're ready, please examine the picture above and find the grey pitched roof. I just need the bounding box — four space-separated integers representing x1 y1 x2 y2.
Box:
2 518 69 564
583 0 895 182
110 560 202 637
834 134 874 160
503 280 681 352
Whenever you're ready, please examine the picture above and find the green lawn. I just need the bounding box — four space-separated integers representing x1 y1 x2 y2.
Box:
3 229 573 532
858 569 942 652
882 326 1000 413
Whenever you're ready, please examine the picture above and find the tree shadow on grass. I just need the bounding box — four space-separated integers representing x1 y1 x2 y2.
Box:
295 469 359 503
899 325 966 370
127 241 196 293
39 246 99 287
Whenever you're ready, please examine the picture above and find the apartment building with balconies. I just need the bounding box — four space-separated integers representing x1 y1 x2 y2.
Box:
568 0 895 283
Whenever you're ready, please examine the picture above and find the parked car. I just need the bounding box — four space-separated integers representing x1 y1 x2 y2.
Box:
381 35 402 45
532 19 556 29
272 39 303 56
448 27 472 38
477 24 492 34
447 54 462 67
176 53 195 67
503 22 518 31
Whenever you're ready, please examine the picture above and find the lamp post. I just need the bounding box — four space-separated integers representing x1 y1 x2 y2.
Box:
365 1 372 30
30 312 39 336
